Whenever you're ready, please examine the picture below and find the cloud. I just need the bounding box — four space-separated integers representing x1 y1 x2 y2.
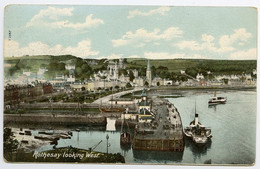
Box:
128 55 141 58
96 54 123 60
175 41 203 51
230 48 257 60
30 6 74 22
26 7 104 29
218 28 252 50
174 28 252 53
144 52 206 60
106 54 123 59
112 27 183 47
128 7 170 19
4 39 99 58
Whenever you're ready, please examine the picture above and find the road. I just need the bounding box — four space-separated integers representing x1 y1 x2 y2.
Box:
92 87 143 104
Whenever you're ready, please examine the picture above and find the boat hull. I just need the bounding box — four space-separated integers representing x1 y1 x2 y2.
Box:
99 107 125 113
120 132 131 145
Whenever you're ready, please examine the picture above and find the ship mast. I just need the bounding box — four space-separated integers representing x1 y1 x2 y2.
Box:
111 87 113 108
194 99 199 125
195 99 196 115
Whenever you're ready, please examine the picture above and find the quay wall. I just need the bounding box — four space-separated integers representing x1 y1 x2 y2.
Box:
19 103 100 109
132 138 184 152
18 102 131 109
132 97 185 152
4 115 107 126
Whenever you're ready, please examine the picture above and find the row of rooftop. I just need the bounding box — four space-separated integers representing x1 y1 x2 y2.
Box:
5 59 257 92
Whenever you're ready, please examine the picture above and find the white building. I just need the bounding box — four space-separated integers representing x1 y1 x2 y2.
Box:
23 70 31 77
163 79 173 86
65 64 75 70
133 77 144 87
196 73 205 81
132 69 138 78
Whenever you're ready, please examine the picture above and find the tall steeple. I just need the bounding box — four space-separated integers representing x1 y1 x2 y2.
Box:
146 59 152 86
114 62 119 79
147 59 151 71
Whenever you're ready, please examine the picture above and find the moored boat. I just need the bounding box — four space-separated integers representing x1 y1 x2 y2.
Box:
120 132 131 145
184 101 212 145
208 91 227 105
99 107 125 113
120 115 131 145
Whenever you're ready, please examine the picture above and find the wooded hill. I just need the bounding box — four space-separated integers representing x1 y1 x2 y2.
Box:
4 55 256 81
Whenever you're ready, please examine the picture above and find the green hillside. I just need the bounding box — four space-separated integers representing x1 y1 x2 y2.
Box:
127 58 256 76
4 55 257 81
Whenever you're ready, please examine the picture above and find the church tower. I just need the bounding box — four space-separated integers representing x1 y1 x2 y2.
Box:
114 63 119 79
146 59 152 86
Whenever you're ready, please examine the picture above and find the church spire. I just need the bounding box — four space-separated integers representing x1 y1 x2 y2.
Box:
147 59 151 71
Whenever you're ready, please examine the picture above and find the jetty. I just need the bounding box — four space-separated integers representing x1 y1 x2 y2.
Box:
132 97 184 152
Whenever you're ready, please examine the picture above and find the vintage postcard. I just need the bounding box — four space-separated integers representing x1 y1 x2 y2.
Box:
3 5 257 166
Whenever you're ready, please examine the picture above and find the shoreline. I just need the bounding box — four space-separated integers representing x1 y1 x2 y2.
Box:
150 85 256 91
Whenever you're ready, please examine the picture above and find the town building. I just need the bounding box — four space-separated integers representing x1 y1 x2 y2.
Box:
152 77 164 86
107 61 119 80
133 77 144 87
137 88 154 123
118 58 127 69
132 69 138 78
196 73 205 81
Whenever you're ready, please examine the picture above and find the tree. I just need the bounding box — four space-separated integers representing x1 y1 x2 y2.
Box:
123 58 127 64
79 95 85 104
129 71 135 81
115 85 120 90
139 67 146 77
223 78 229 84
144 81 149 86
126 82 132 88
185 67 198 78
119 69 127 76
4 128 19 161
81 87 86 91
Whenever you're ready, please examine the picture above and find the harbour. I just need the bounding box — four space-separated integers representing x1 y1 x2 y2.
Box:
4 89 256 164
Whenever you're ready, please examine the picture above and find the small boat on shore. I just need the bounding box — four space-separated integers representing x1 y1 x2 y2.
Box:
38 131 54 135
184 102 212 145
208 91 227 105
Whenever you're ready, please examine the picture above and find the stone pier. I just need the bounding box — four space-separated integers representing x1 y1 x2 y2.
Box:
132 97 184 152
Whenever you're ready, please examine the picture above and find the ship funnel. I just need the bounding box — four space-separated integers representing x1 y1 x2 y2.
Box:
195 113 199 125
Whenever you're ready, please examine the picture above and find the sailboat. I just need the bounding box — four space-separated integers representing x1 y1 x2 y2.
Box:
208 91 227 105
184 100 212 145
99 89 125 113
120 114 131 145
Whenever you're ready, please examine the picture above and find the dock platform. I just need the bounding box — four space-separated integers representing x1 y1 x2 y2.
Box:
132 97 184 152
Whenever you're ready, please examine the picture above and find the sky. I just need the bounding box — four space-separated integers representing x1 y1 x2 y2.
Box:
3 5 257 60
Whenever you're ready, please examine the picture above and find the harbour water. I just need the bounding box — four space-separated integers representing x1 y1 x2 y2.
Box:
19 90 257 164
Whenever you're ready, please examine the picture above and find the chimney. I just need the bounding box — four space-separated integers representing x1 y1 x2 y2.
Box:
195 113 199 125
